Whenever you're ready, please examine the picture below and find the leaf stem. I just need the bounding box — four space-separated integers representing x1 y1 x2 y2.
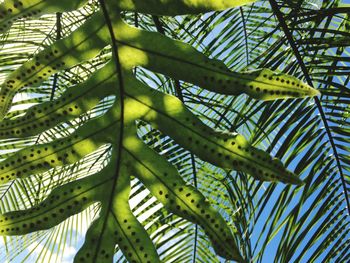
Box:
269 0 350 215
95 0 126 261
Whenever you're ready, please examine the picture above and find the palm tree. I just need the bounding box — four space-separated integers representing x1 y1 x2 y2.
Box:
0 0 349 262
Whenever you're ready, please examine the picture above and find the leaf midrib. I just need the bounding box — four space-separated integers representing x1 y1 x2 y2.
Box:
268 0 350 215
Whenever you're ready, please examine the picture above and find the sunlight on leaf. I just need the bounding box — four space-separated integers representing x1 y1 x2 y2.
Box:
0 0 324 262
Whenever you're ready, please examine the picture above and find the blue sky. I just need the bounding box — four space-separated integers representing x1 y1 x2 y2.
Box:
1 1 350 262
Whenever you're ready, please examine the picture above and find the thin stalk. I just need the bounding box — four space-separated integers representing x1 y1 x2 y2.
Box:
268 0 350 216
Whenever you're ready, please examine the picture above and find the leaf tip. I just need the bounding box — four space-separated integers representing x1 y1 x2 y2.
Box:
285 172 304 185
311 87 321 97
294 177 305 185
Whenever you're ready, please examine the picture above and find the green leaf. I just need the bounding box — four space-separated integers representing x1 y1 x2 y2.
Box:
0 0 343 262
0 171 105 235
117 0 259 15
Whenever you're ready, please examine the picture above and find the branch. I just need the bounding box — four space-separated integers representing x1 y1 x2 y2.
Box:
268 0 350 215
